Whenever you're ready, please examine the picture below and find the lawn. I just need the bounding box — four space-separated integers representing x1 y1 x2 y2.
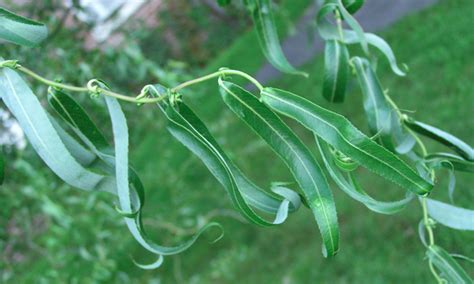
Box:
3 0 473 283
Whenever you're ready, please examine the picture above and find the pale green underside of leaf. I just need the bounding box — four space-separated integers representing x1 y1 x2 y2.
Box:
260 87 433 195
426 198 474 231
248 0 308 76
0 67 116 192
0 7 47 47
426 245 473 283
219 79 339 256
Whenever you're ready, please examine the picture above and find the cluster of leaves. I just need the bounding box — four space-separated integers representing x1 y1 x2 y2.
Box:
0 1 473 282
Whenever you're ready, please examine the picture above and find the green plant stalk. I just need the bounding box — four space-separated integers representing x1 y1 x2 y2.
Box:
3 63 263 104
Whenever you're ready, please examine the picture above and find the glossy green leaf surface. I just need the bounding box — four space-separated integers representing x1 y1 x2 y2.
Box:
0 67 116 192
341 0 364 14
260 87 433 195
0 7 47 47
317 137 413 214
352 56 394 150
48 88 110 152
426 245 473 283
219 79 339 256
426 198 474 231
323 40 349 103
247 0 307 76
405 119 474 161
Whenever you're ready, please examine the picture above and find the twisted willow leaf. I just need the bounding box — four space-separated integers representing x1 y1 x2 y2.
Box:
150 85 300 217
246 0 307 76
323 40 349 103
352 57 394 151
0 7 47 47
260 87 433 195
404 118 474 161
219 79 339 256
47 88 145 208
426 198 474 231
426 245 473 283
162 98 300 226
336 0 368 54
425 153 474 173
316 4 405 76
0 67 116 192
103 95 221 261
317 137 413 214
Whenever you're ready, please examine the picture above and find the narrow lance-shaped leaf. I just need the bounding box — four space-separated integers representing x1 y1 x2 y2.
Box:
0 66 116 193
246 0 308 77
323 40 349 103
219 79 339 257
316 137 413 214
426 245 473 283
260 87 433 195
352 56 394 151
426 198 474 231
404 118 474 161
0 7 48 47
163 98 300 226
103 95 222 262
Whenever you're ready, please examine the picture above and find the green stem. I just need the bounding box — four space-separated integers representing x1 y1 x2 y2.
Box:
9 64 263 104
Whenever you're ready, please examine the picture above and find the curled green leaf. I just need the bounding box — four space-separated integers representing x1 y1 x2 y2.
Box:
425 153 474 173
47 88 145 207
316 5 405 76
156 88 300 226
317 137 413 214
404 118 474 161
0 7 48 47
260 87 433 195
104 95 223 267
426 245 473 283
323 40 349 103
219 79 339 257
247 0 308 76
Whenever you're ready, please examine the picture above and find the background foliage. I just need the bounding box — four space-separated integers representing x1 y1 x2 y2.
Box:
0 0 473 282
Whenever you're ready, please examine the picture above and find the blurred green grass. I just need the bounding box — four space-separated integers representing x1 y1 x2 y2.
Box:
4 0 473 283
